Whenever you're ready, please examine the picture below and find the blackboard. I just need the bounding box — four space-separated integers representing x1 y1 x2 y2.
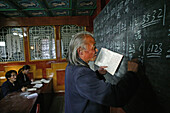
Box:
93 0 170 113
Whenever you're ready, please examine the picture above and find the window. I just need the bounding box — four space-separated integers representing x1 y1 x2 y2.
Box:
0 27 25 62
60 25 85 58
29 26 56 60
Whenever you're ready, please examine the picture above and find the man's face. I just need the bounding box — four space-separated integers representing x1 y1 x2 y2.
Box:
9 72 17 83
79 35 98 63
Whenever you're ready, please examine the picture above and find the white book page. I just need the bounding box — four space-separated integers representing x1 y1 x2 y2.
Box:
95 48 123 75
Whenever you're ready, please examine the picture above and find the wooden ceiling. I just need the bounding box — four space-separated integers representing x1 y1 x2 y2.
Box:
0 0 96 18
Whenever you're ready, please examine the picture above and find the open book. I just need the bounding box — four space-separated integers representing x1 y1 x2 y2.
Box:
95 48 123 75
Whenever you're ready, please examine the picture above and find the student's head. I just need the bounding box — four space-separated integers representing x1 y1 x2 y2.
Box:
22 65 30 74
5 70 17 83
67 31 98 66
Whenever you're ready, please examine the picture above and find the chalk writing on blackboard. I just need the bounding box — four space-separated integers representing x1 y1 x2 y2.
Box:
93 0 170 112
146 43 162 58
166 46 170 58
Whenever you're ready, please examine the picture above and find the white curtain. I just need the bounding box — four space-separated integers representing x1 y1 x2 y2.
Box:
6 34 21 58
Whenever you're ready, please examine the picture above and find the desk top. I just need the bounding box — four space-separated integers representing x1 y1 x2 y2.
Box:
0 78 53 113
0 92 37 113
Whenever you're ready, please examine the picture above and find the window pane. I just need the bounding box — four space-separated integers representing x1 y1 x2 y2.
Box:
60 25 85 58
0 27 25 62
29 26 56 60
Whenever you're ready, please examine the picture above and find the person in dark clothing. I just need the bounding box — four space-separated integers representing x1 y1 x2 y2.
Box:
17 65 31 87
1 70 27 98
65 31 141 113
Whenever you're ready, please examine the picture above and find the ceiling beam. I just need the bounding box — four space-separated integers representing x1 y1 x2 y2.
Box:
0 16 91 27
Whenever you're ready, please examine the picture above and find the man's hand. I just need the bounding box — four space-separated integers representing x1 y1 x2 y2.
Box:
98 66 108 75
21 87 27 92
128 59 139 73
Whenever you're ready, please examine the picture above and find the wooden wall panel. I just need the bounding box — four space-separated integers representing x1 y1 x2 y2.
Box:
4 65 22 73
0 71 5 86
0 64 42 80
46 68 54 78
46 62 68 92
0 71 5 77
56 70 65 85
35 69 42 79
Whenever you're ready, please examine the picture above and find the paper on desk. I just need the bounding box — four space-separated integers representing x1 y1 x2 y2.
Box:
27 88 37 92
41 79 50 83
31 80 42 84
20 92 31 96
27 93 38 99
95 48 123 75
33 84 43 88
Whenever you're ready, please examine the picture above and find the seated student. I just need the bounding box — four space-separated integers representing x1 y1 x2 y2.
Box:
17 65 31 87
1 70 27 97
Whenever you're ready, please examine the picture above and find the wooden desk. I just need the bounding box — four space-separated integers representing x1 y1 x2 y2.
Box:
0 92 37 113
0 78 53 113
37 78 53 113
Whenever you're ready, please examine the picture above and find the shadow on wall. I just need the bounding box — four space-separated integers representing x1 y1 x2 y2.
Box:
123 64 165 113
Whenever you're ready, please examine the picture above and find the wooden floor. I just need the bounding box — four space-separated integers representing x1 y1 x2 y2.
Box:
48 93 65 113
47 93 125 113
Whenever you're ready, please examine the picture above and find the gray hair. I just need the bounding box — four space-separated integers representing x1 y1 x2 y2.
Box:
66 31 94 66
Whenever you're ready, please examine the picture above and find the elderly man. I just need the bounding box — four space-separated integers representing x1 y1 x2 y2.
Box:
65 31 140 113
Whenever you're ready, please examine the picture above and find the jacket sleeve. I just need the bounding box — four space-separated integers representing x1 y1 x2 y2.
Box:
76 68 139 107
1 82 10 97
95 70 106 81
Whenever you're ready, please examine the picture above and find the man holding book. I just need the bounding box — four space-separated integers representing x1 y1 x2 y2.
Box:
65 31 141 113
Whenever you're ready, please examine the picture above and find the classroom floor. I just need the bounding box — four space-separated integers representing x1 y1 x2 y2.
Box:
48 93 65 113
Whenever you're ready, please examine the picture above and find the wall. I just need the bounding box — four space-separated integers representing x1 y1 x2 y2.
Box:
0 16 93 92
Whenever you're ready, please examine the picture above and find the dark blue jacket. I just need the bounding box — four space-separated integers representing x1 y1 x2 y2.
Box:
65 63 139 113
1 80 20 97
